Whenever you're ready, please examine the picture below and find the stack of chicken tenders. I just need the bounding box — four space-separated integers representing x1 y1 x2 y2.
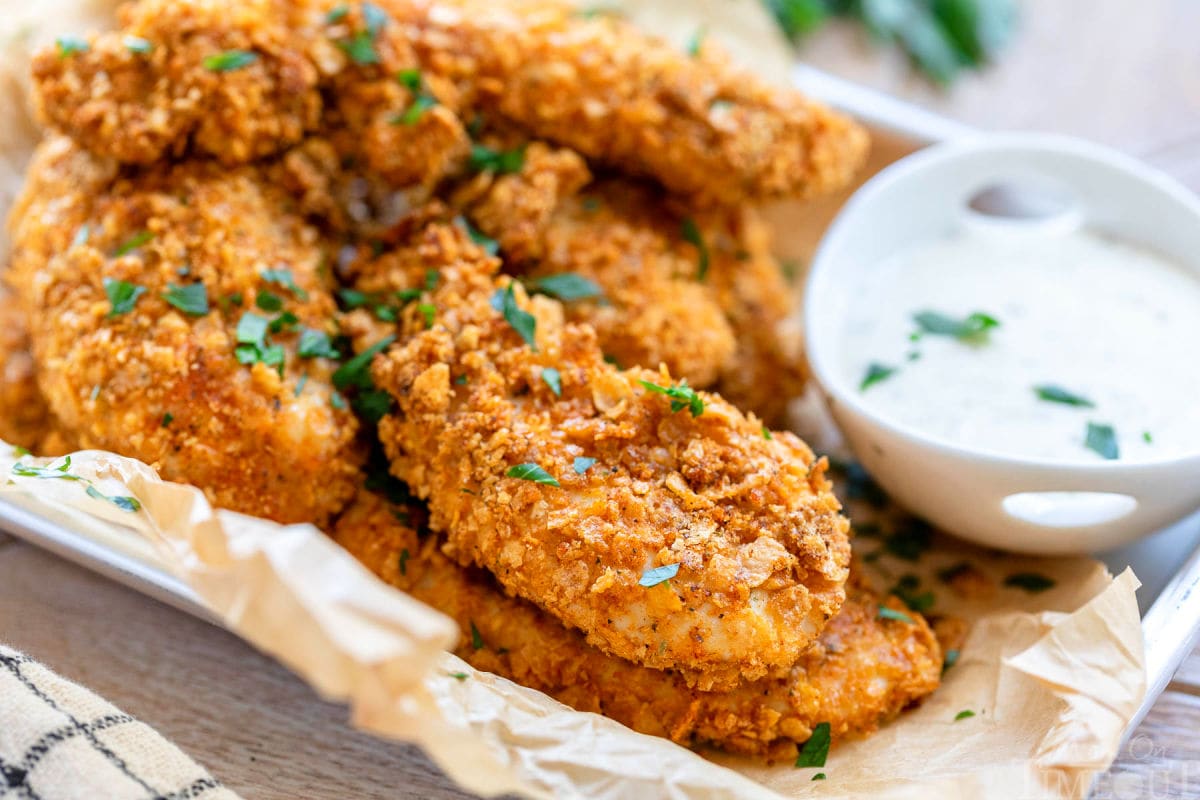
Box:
3 0 942 759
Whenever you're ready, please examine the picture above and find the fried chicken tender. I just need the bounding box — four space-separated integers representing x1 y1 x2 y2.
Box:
334 491 941 758
0 288 63 454
32 0 866 206
7 135 362 525
461 165 802 423
366 222 850 688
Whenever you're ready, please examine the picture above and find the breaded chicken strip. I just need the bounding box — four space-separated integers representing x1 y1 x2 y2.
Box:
334 491 941 758
366 222 850 688
33 0 867 205
0 288 66 454
462 166 802 423
8 135 361 525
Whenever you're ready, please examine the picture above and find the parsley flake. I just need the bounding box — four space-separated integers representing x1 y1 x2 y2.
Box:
260 268 308 300
942 649 960 674
255 290 283 312
447 671 469 681
333 335 395 390
56 36 89 57
1085 422 1119 460
913 310 1000 344
113 231 153 257
680 217 709 280
955 710 976 721
1034 384 1095 408
85 484 142 512
297 328 341 360
203 49 258 72
162 412 174 428
505 462 559 487
573 456 596 474
859 362 896 391
541 367 562 396
794 722 831 768
103 278 146 317
162 283 209 316
417 302 436 328
638 378 704 417
877 605 913 624
812 773 826 781
72 224 90 248
1004 572 1056 593
469 620 485 650
525 273 605 302
469 143 526 175
398 548 409 576
762 426 772 440
492 284 537 351
685 26 706 57
456 216 499 255
124 36 153 54
1143 431 1153 444
325 4 350 23
339 31 379 65
639 563 680 587
12 456 81 481
394 95 437 125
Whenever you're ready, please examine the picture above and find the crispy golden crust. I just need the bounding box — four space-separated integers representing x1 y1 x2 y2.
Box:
406 0 869 205
7 135 362 525
0 288 62 454
32 0 866 206
334 491 941 758
367 222 851 688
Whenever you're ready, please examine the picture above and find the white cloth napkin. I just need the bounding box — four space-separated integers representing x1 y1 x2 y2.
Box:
0 643 242 800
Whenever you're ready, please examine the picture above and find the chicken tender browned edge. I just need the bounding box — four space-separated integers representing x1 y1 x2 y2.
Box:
335 489 942 759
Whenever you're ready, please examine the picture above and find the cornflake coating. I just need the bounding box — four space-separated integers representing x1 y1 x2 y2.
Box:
7 136 362 525
367 222 850 688
405 0 869 204
0 289 69 455
334 491 942 758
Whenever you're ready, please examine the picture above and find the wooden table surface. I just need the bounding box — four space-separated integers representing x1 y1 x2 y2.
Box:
4 2 1200 798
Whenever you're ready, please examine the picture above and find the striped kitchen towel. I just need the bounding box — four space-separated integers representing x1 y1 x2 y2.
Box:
0 644 241 800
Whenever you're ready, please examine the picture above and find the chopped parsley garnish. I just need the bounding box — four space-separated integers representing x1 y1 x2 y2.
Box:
398 548 409 576
469 620 485 650
1143 431 1153 443
103 278 146 317
203 49 258 72
1004 572 1056 593
639 563 680 587
338 288 368 308
859 361 896 391
392 69 438 125
332 335 395 390
124 36 153 54
397 68 422 92
113 231 154 257
425 269 440 292
505 462 560 487
336 5 389 67
86 484 142 512
297 328 341 360
352 389 393 424
362 1 388 34
417 302 436 328
468 143 526 175
525 273 605 302
942 649 960 673
762 426 773 440
12 456 81 481
491 284 538 351
447 671 469 681
56 36 89 57
541 367 562 397
325 4 350 23
1085 422 1119 460
255 290 283 312
912 310 1000 344
680 217 710 281
955 710 976 721
685 26 706 57
573 456 596 474
812 774 826 781
330 391 348 410
294 374 309 397
162 283 210 316
234 313 285 371
877 605 913 624
90 385 101 402
260 268 308 300
72 224 90 247
1034 384 1095 408
794 722 831 768
638 378 704 417
12 446 30 457
269 311 299 333
456 215 499 255
890 574 935 612
162 412 174 428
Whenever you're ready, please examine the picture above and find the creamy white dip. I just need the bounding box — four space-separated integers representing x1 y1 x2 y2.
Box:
840 224 1200 462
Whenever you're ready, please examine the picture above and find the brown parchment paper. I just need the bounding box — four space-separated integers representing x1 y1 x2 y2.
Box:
0 1 1146 799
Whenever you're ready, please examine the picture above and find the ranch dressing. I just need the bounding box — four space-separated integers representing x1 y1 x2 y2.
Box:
840 224 1200 462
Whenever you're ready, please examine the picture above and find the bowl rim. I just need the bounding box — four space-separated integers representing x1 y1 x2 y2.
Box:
803 131 1200 474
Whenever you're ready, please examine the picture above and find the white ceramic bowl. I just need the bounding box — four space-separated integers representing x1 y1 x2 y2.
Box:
805 133 1200 554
